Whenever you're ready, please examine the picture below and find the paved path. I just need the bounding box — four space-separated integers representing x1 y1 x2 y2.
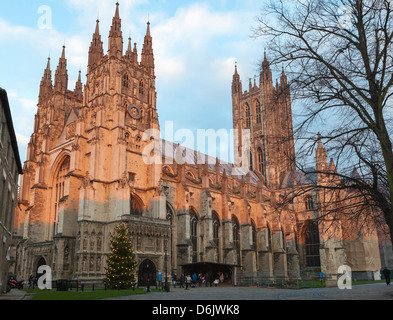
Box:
105 282 393 300
1 283 392 301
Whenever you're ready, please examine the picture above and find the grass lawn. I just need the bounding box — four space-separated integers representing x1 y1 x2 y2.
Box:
23 287 164 300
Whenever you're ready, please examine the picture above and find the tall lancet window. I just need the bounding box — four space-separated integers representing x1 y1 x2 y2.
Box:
53 156 70 237
122 72 130 89
190 209 199 263
255 100 261 124
232 215 241 265
245 103 251 128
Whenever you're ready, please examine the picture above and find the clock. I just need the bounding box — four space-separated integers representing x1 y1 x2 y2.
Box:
128 105 142 120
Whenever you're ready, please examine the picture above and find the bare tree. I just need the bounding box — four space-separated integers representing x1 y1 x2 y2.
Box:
253 0 393 244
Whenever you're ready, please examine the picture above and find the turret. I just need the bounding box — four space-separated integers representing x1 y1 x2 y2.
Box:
141 22 155 73
88 19 104 72
74 70 83 101
108 2 123 59
316 133 328 173
54 46 68 94
125 37 137 64
39 57 52 102
231 63 241 94
260 50 273 83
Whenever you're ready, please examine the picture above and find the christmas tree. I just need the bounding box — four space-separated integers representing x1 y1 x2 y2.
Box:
104 223 137 289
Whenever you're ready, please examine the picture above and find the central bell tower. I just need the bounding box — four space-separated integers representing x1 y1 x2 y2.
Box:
232 53 295 189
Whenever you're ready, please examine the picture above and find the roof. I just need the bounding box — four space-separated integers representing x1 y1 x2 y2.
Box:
160 139 261 185
0 88 23 174
280 168 317 189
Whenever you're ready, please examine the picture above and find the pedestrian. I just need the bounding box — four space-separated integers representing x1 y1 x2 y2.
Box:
383 267 391 285
186 274 191 290
28 274 34 289
205 273 209 287
192 273 197 288
198 273 203 287
33 274 38 289
179 274 185 288
319 271 324 285
173 274 177 288
157 271 163 289
220 272 224 283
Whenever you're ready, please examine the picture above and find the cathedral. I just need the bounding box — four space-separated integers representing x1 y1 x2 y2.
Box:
11 3 385 287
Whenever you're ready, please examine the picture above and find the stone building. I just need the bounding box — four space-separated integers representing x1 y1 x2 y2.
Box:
12 3 385 286
0 88 23 293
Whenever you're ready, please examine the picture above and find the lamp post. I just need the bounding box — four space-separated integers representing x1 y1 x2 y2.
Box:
164 245 169 292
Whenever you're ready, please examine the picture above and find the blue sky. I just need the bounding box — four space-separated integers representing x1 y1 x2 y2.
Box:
0 0 280 164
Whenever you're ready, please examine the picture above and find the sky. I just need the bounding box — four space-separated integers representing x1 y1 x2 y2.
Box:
0 0 281 165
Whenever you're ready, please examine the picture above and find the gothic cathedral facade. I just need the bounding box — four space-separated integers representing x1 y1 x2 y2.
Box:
12 3 383 286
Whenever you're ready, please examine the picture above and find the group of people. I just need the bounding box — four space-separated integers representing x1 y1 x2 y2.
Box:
28 274 38 289
171 272 226 289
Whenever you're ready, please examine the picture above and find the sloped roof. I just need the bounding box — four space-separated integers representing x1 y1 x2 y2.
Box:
160 139 261 185
280 168 317 189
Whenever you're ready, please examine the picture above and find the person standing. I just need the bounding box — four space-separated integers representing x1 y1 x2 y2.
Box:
157 271 163 289
383 267 391 285
179 274 185 288
205 273 210 287
173 274 177 288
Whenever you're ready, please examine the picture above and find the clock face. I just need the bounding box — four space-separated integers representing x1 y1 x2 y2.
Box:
128 105 142 120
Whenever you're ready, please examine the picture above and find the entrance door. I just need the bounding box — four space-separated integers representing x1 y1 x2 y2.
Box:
138 260 157 287
35 257 47 284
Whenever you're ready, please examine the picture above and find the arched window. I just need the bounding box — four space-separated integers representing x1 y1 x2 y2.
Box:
139 80 144 95
258 147 265 177
255 100 261 124
232 215 241 265
190 209 199 263
135 136 141 151
212 211 220 263
251 220 257 249
305 221 321 267
249 151 253 171
122 73 130 88
245 103 251 128
166 203 175 267
186 171 196 180
53 156 70 236
266 225 272 250
281 228 286 250
305 196 314 210
130 194 143 216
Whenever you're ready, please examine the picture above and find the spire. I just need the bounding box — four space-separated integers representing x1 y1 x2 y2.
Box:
108 2 123 58
316 133 328 172
328 158 337 173
88 19 104 71
262 50 270 71
54 45 68 93
280 64 288 87
141 21 155 72
125 37 136 63
115 1 120 19
74 69 83 101
232 62 241 94
261 50 272 83
39 57 53 101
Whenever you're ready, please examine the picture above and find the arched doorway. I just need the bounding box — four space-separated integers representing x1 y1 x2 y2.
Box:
138 260 157 287
36 257 47 279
